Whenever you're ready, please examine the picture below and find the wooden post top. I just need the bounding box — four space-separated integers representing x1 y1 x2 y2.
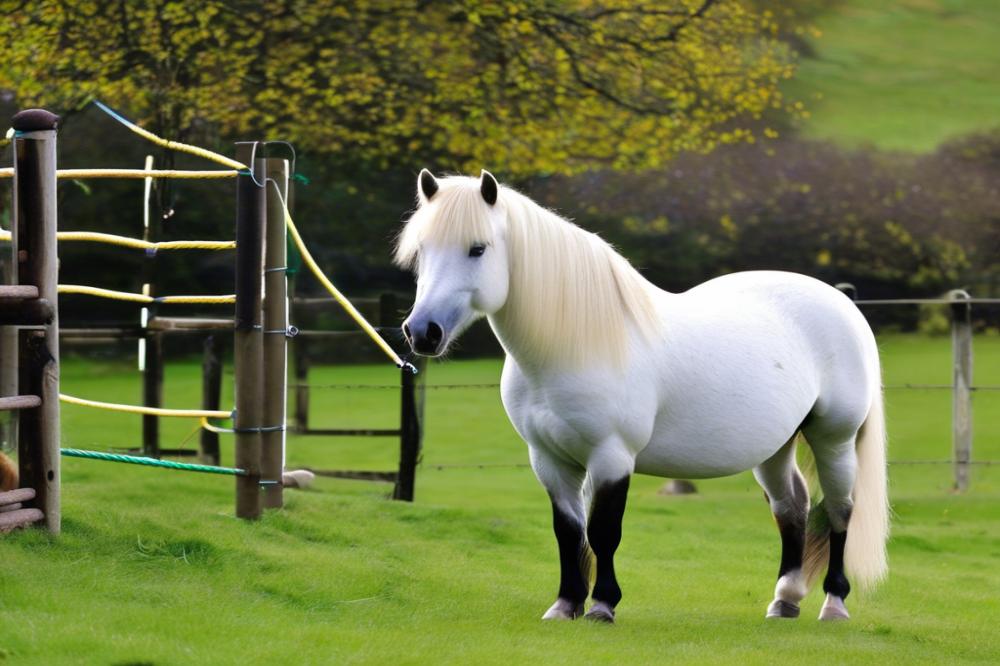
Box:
11 109 60 132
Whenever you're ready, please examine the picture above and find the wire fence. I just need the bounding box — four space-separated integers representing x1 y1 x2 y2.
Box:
294 382 1000 392
290 291 1000 482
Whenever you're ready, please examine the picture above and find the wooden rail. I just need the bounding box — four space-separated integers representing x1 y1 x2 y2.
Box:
0 285 39 299
308 469 398 483
0 481 43 533
147 317 233 331
0 395 42 411
0 487 37 506
0 508 44 532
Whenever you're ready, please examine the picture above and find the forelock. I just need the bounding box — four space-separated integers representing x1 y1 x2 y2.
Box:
394 176 497 268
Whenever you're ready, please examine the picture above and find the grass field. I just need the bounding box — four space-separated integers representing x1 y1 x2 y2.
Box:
785 0 1000 151
0 334 998 664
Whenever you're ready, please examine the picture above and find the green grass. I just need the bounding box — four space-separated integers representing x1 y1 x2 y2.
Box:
785 0 1000 151
1 334 999 664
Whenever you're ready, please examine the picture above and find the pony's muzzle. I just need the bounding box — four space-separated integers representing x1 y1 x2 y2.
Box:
402 319 445 356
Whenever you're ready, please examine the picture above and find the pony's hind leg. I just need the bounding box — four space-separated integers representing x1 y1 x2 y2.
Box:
531 450 589 620
804 427 859 621
753 437 810 619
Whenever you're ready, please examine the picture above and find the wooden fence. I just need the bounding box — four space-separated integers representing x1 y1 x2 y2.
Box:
0 110 293 527
2 111 424 521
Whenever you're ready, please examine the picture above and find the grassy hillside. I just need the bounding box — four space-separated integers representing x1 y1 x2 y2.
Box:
0 334 998 664
785 0 1000 150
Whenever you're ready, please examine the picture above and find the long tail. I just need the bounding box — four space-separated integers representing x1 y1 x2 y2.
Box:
803 391 890 591
0 451 18 491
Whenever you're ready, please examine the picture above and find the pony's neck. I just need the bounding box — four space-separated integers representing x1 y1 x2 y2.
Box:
486 192 659 371
487 309 541 371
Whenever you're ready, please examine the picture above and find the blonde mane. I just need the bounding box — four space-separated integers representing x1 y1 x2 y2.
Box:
395 176 661 368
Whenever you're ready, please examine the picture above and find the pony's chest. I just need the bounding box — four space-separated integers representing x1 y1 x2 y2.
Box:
501 365 653 463
508 393 618 465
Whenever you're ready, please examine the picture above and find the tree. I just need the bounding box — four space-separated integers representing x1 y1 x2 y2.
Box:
1 1 797 174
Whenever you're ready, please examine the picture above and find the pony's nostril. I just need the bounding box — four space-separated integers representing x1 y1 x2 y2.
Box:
426 322 443 347
402 323 412 341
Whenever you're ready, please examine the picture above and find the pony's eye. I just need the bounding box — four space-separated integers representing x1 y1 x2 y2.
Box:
469 244 486 258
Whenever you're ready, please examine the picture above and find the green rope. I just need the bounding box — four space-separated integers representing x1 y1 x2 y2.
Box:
60 448 245 476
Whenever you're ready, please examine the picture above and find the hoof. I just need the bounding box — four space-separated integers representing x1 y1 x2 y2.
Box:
819 594 850 621
542 598 583 620
584 601 615 624
766 599 801 619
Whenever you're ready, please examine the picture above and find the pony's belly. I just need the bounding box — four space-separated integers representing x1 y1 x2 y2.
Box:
634 422 795 479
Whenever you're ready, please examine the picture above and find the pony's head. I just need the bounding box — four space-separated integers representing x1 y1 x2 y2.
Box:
394 169 509 356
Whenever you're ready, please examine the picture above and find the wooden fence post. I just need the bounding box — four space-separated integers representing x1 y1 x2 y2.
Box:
949 289 973 492
12 109 61 534
262 156 289 509
234 143 265 520
199 334 222 465
394 356 426 501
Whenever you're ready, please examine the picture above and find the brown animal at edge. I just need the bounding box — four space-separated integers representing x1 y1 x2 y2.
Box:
0 452 17 492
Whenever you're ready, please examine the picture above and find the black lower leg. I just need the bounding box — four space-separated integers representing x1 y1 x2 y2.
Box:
551 501 588 605
777 517 806 579
823 529 851 600
587 476 630 607
777 474 808 579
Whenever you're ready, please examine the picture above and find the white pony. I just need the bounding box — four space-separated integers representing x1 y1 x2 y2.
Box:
396 170 889 623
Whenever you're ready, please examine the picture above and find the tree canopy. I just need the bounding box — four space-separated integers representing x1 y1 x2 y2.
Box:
1 0 797 174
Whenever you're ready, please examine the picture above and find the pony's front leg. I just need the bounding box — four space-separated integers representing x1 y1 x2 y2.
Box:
584 456 632 624
531 450 589 620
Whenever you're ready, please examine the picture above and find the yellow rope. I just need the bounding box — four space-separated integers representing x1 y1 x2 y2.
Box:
95 102 248 171
199 416 235 434
58 284 235 304
60 393 231 419
58 168 239 179
55 231 235 251
1 168 237 180
1 230 234 251
156 294 235 305
274 184 406 368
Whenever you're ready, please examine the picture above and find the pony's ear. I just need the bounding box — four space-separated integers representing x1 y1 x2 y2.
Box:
418 168 439 201
480 169 498 206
